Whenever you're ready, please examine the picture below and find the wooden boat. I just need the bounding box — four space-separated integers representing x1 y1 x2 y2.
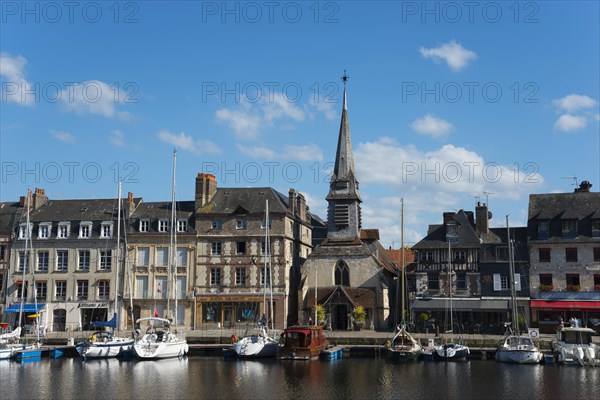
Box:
385 325 423 361
279 325 329 360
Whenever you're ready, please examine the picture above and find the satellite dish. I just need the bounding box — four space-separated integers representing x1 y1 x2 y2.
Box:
488 211 493 220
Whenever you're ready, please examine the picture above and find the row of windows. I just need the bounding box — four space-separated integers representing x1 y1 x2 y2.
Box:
134 276 187 299
139 218 188 233
210 219 271 231
209 267 271 286
210 241 273 256
420 250 473 262
537 247 600 263
17 250 112 272
539 274 600 289
15 280 110 301
136 247 189 267
537 219 600 239
19 222 112 240
426 273 468 290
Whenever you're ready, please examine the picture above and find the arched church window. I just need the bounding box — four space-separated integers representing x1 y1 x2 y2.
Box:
334 261 350 286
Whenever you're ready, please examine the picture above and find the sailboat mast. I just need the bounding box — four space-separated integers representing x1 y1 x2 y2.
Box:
448 241 453 338
266 200 274 330
506 215 518 335
171 149 178 327
400 198 405 326
18 190 31 332
115 181 122 331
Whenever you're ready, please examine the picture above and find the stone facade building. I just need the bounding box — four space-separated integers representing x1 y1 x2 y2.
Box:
527 181 600 333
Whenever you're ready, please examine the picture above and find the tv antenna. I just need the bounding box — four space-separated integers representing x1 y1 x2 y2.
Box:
483 191 494 206
471 195 481 204
561 176 578 186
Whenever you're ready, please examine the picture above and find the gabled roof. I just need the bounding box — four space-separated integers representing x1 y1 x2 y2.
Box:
303 285 376 309
412 210 482 249
28 198 141 222
198 187 290 215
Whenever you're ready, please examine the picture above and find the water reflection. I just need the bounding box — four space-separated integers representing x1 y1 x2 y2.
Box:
1 357 598 400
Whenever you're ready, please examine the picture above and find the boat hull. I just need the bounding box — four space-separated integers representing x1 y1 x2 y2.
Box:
77 339 134 359
232 339 279 358
434 343 470 360
134 340 189 359
386 348 422 361
495 349 542 364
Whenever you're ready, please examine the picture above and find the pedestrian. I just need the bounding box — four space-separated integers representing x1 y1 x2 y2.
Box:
308 316 313 325
557 317 564 331
569 316 577 327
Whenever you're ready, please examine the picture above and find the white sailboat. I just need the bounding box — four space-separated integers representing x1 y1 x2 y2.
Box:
76 182 134 359
495 215 542 364
231 199 280 358
435 242 470 360
386 198 422 361
134 150 189 359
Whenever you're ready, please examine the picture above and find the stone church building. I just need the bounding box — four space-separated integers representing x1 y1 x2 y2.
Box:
298 75 397 330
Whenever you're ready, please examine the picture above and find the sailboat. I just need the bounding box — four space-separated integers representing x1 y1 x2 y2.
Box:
434 242 470 360
134 150 189 359
76 182 134 359
11 189 43 361
495 215 542 364
386 198 422 361
231 199 280 358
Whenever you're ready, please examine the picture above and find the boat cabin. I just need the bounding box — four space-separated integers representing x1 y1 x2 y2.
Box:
556 327 595 345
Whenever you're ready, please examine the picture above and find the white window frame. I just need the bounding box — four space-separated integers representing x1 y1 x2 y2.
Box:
19 223 33 240
55 281 67 301
78 250 90 270
35 281 47 300
211 242 222 255
79 222 92 239
158 219 170 233
38 223 52 239
137 247 150 266
56 250 68 272
57 222 70 239
18 251 29 273
210 268 222 285
77 280 89 300
156 247 169 266
177 219 187 232
100 222 113 238
37 251 49 272
98 280 110 300
212 220 222 230
139 219 150 232
176 248 188 267
236 220 247 230
99 250 112 270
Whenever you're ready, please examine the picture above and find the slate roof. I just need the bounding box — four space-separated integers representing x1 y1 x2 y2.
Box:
198 187 291 215
412 210 485 249
303 286 376 309
0 202 23 233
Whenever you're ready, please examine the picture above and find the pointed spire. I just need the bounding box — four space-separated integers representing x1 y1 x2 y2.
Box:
341 70 349 111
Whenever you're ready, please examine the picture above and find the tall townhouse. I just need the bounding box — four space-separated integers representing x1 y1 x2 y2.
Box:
528 180 600 333
0 201 23 316
411 203 531 335
194 173 313 329
126 196 196 329
5 188 140 333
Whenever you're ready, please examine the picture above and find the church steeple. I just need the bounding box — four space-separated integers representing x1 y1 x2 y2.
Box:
326 71 362 241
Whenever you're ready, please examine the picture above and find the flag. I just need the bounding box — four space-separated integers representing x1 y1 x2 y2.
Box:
157 282 162 294
154 308 158 318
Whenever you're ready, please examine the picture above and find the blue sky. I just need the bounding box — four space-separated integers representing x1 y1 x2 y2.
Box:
1 1 599 247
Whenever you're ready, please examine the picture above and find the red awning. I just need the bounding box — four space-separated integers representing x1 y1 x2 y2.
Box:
531 300 600 310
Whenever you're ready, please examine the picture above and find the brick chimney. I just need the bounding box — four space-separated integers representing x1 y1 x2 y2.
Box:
33 188 48 210
195 173 217 210
475 202 489 235
288 188 296 215
574 180 592 193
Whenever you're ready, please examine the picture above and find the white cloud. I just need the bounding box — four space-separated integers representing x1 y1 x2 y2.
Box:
60 80 131 120
157 129 222 155
554 114 588 132
263 95 305 124
553 94 597 112
282 144 324 161
308 97 337 120
51 130 76 143
419 40 477 71
110 130 126 147
0 53 35 105
410 114 455 138
215 106 262 140
235 144 277 159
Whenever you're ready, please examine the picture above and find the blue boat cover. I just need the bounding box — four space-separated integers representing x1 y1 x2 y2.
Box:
5 303 45 313
91 313 117 329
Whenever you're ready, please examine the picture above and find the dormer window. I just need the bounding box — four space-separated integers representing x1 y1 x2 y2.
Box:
212 220 223 230
79 222 92 238
446 224 458 242
537 220 549 239
592 219 600 238
19 223 32 240
139 219 150 232
562 219 577 239
158 219 170 233
261 218 272 229
38 223 52 239
100 222 113 238
57 222 70 239
236 220 247 230
177 219 188 232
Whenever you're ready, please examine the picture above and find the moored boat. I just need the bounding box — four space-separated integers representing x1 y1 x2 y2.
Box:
279 325 329 360
553 327 598 366
133 317 188 359
385 325 423 361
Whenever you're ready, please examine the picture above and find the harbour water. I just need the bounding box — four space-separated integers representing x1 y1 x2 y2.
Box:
1 357 599 400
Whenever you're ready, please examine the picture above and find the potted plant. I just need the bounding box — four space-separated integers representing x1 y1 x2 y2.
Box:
538 283 554 292
567 284 581 292
352 306 367 331
313 304 326 325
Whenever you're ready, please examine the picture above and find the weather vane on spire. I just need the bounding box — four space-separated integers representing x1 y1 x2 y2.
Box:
341 69 349 86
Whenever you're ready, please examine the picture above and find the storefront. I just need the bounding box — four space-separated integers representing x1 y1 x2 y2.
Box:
78 302 108 331
196 294 283 329
531 298 600 334
4 303 47 334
